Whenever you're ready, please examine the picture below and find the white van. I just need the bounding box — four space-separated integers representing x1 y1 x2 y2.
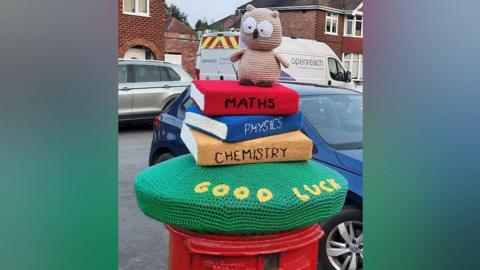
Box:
196 32 356 90
196 32 240 81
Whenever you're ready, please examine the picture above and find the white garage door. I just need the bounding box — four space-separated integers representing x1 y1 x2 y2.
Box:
165 53 182 65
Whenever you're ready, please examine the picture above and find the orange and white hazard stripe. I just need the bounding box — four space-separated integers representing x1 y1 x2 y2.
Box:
201 36 240 49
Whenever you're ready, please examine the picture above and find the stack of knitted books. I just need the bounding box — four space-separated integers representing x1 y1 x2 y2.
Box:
134 80 349 235
181 80 311 166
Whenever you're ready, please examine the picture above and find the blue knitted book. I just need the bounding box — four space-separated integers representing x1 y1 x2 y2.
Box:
184 104 303 142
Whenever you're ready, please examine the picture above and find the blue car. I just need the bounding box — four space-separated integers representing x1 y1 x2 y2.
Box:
149 82 363 270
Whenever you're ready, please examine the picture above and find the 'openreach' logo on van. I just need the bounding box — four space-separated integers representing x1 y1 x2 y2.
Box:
201 58 218 64
290 58 324 69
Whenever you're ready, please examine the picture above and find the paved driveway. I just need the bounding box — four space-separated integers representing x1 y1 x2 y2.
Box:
119 124 168 270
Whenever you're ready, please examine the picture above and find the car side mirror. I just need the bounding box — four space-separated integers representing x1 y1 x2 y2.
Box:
345 71 352 83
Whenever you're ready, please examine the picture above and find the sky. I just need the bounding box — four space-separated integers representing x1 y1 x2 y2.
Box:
165 0 248 26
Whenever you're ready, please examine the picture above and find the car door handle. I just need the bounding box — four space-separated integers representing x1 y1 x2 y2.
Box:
119 86 131 91
162 85 171 89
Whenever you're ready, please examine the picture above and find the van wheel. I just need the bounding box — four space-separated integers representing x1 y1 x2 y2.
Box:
153 152 174 165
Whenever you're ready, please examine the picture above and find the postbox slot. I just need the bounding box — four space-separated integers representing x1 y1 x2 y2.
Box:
264 253 279 270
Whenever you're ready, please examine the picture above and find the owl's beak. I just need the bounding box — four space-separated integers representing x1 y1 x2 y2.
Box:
252 29 259 39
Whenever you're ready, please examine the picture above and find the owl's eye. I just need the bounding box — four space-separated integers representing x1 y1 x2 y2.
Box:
242 17 257 34
257 21 274 38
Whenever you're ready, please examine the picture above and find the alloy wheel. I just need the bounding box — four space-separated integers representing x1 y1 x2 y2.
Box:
326 221 363 270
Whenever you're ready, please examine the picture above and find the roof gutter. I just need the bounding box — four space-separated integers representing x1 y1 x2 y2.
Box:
237 5 360 15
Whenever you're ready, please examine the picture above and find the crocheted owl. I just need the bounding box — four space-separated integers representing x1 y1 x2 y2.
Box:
230 4 289 87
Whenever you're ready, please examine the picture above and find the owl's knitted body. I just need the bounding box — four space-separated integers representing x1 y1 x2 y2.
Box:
230 5 289 87
238 50 281 85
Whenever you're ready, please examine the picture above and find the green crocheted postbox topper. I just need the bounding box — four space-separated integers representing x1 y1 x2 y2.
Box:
135 154 348 235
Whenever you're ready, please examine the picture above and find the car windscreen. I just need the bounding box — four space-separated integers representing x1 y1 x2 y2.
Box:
300 94 363 150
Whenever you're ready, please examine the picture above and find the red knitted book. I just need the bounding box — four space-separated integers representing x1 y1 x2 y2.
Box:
191 80 299 116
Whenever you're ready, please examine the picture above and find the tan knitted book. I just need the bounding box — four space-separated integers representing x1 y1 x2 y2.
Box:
180 124 313 166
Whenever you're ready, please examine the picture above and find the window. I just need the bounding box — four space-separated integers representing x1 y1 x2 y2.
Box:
123 0 149 16
343 53 363 80
300 94 363 150
158 66 181 81
325 12 338 35
133 65 162 82
158 66 170 81
165 67 181 81
344 15 363 37
133 65 182 83
328 58 346 81
118 65 128 84
145 48 155 60
328 58 338 79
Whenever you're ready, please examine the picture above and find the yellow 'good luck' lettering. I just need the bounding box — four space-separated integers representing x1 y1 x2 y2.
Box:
292 179 342 201
194 179 341 203
303 184 321 196
234 186 250 200
292 187 310 202
327 179 341 190
194 181 211 193
319 181 334 192
257 188 273 203
212 184 230 197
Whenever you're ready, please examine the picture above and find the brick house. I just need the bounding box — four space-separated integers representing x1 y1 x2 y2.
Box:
209 14 242 32
164 16 199 77
118 0 166 60
237 0 363 80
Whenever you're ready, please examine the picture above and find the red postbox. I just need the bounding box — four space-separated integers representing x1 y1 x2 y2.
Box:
166 224 324 270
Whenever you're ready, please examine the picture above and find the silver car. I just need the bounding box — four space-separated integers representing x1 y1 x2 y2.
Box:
118 59 192 122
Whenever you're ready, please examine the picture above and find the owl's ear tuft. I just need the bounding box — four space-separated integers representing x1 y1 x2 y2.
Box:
246 4 255 12
272 10 279 18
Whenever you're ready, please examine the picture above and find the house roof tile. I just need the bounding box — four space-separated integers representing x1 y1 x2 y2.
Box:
237 0 362 11
166 16 196 35
210 14 242 30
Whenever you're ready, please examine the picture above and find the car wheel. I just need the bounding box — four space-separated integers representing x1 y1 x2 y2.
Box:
318 205 363 270
153 152 174 165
